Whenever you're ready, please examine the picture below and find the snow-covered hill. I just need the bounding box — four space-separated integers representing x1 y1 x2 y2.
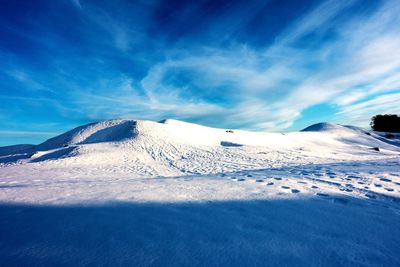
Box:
0 119 400 266
1 119 399 174
1 119 399 199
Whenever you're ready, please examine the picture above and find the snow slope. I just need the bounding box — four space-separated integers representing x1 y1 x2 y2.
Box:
0 119 400 266
1 119 399 175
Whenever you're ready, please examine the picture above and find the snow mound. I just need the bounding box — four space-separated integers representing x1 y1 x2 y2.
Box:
1 119 400 169
1 120 400 266
301 122 348 132
35 119 230 150
37 120 136 150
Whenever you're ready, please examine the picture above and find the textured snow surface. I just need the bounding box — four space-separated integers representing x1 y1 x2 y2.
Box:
0 119 400 266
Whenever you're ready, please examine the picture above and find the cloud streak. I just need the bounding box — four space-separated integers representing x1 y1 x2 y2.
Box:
0 0 399 145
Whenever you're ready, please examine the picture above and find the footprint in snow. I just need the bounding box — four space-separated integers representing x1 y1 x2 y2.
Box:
374 184 382 187
347 175 361 179
237 178 246 182
333 198 348 204
246 174 253 177
316 193 329 197
281 186 290 189
385 188 394 192
266 182 274 186
255 179 264 183
365 193 376 199
274 178 282 180
297 181 307 184
311 185 318 189
291 189 300 193
380 178 392 182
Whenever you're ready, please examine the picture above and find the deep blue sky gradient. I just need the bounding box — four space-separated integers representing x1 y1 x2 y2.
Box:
1 0 400 145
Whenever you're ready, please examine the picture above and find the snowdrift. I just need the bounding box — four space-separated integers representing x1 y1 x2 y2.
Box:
26 120 400 149
0 120 399 175
1 120 400 266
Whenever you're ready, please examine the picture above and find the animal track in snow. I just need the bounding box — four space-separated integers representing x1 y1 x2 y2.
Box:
333 198 348 204
347 175 361 179
365 193 376 199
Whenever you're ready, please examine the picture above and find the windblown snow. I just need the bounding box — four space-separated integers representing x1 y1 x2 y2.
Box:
1 119 399 266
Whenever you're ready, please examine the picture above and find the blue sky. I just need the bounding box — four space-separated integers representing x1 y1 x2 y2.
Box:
1 0 400 145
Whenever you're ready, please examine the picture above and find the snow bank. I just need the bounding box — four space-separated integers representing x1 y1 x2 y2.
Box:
1 120 400 266
1 119 399 175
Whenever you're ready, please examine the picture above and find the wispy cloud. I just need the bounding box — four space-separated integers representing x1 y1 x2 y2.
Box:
70 0 82 10
135 0 400 130
1 0 399 145
0 130 58 137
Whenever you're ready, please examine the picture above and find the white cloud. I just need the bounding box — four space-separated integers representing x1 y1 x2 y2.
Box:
136 0 400 130
7 0 399 132
70 0 82 10
0 130 58 137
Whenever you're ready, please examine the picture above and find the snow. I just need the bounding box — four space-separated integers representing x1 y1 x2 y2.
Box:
0 119 400 266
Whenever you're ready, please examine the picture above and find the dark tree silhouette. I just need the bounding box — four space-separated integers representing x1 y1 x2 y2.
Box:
370 114 400 133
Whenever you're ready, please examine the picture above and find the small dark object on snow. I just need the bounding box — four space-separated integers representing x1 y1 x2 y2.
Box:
225 130 234 133
372 147 380 152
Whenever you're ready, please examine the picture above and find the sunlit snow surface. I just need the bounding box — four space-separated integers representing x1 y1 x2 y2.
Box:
1 120 399 266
